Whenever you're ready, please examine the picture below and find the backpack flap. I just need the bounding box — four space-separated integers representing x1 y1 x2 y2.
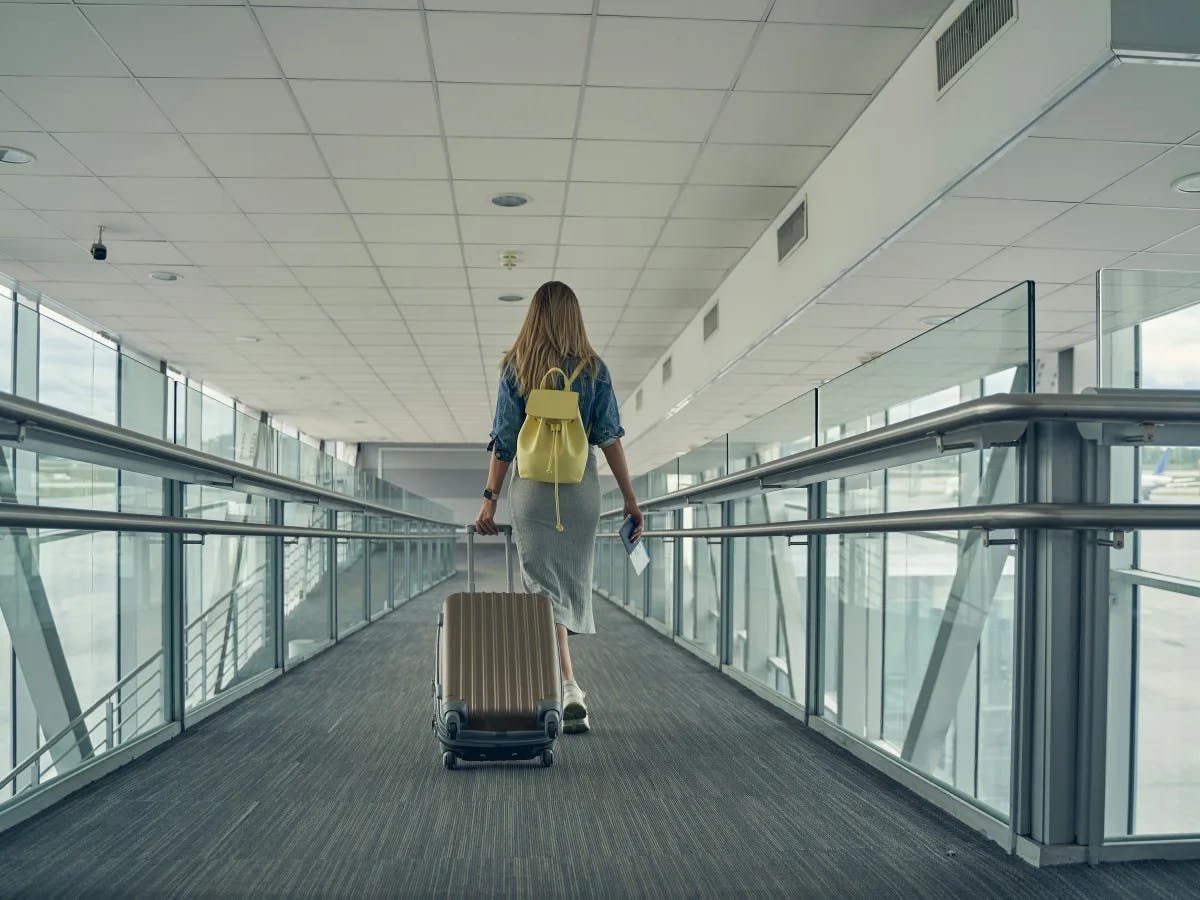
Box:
525 387 579 421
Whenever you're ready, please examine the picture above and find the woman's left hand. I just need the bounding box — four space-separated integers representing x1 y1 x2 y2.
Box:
474 499 499 535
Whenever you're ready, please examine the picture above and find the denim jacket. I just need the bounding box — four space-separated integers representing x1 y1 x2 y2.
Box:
488 358 625 463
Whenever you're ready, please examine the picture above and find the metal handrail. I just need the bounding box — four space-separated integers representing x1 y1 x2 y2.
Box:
0 504 458 540
0 392 455 527
605 392 1200 516
0 651 164 793
599 503 1200 539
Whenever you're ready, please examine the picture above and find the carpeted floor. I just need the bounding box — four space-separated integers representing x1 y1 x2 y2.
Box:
1 545 1198 899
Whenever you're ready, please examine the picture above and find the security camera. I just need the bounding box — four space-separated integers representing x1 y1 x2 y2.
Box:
90 226 107 261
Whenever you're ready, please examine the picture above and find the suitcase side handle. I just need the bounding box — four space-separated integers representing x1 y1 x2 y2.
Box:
465 524 514 592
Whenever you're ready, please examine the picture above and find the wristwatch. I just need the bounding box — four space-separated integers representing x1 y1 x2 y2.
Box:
483 488 499 501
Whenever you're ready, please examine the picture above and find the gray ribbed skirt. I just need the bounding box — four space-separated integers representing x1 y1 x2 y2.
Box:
509 450 600 635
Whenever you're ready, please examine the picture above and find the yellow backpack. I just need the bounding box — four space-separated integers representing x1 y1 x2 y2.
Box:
517 360 589 532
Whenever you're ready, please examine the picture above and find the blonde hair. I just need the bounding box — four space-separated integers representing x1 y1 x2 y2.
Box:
501 281 598 396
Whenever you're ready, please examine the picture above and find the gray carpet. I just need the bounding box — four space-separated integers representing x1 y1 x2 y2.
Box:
1 545 1199 899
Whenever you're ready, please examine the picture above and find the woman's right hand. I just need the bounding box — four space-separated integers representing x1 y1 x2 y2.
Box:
474 499 499 536
624 499 643 542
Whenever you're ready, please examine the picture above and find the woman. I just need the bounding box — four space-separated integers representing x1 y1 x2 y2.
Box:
475 280 642 736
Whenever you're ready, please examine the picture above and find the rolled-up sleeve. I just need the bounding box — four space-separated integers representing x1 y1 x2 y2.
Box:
589 364 625 449
488 368 524 462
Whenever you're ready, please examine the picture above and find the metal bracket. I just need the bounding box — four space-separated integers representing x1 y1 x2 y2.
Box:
1097 529 1125 550
1120 424 1157 444
0 422 27 443
934 433 977 454
787 536 809 547
181 535 205 545
982 530 1018 548
282 536 300 546
704 537 722 547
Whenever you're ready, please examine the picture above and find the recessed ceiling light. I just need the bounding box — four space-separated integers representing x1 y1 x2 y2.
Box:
1172 173 1200 193
236 336 260 344
149 271 181 282
0 146 35 165
920 314 952 327
491 193 530 208
498 294 523 302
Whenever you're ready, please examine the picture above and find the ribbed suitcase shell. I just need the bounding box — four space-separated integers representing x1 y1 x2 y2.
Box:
439 591 559 731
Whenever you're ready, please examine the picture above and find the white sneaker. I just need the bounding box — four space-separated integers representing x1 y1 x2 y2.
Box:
562 680 590 734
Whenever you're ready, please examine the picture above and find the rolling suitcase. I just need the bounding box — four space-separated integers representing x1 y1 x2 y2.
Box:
432 524 562 770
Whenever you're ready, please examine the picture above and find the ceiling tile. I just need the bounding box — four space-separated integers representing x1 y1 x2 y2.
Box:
203 265 298 287
141 79 306 134
221 178 344 214
915 279 1032 310
86 6 277 77
227 286 312 305
957 138 1168 203
646 246 742 269
579 88 725 142
40 210 162 242
468 268 552 290
0 132 90 176
559 216 664 245
712 91 870 145
51 133 208 178
355 214 458 243
339 179 454 215
272 242 369 267
248 213 360 242
1034 61 1200 145
1016 205 1200 252
453 180 565 216
188 134 326 179
106 177 239 215
601 0 770 17
369 243 463 267
962 246 1130 285
589 17 756 90
555 245 651 268
637 268 721 290
464 244 555 268
293 266 382 288
0 6 126 76
142 212 260 243
570 140 697 184
458 215 560 244
427 12 588 84
28 261 134 284
0 209 65 239
855 242 1003 280
691 143 825 187
550 267 640 290
740 23 919 93
1089 146 1200 210
1116 251 1200 272
820 275 944 306
629 289 709 309
0 237 86 262
391 287 472 305
446 138 571 182
658 217 766 247
317 136 446 179
178 242 283 267
258 9 429 80
438 84 580 139
0 76 172 132
425 1 591 12
0 174 131 212
769 0 949 27
903 196 1074 245
291 80 439 136
1152 227 1200 255
566 182 678 218
673 184 793 219
0 92 37 132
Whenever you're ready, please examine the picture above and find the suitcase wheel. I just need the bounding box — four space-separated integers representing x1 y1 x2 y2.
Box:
540 749 555 768
442 751 458 771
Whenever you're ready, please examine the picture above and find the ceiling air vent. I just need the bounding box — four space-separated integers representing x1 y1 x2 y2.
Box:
703 302 719 341
662 356 672 384
777 197 807 263
936 0 1016 92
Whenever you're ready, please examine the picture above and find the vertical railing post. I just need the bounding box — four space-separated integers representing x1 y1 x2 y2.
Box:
163 478 186 727
806 481 827 722
720 500 734 666
328 508 338 640
105 700 114 751
269 498 285 671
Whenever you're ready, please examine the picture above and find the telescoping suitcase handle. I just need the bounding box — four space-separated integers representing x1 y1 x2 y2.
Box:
465 524 515 593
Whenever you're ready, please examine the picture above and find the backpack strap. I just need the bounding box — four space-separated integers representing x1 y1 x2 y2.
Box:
565 358 588 388
539 367 568 390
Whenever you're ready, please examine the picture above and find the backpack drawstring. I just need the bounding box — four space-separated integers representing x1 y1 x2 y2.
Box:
549 424 563 532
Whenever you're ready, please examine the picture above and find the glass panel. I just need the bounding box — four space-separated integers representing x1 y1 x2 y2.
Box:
201 394 235 460
184 488 272 710
818 282 1032 440
646 511 675 631
0 286 13 394
283 504 331 663
119 355 165 439
729 488 807 703
679 503 721 655
729 392 816 472
369 521 390 617
393 526 409 606
38 316 117 423
336 512 367 635
678 436 727 487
